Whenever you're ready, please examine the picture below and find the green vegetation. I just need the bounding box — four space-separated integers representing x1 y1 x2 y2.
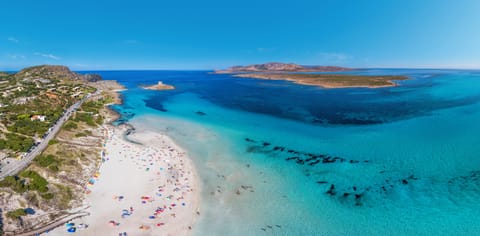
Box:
0 170 50 195
0 65 97 154
75 130 93 137
103 95 114 104
41 192 54 200
7 118 49 136
48 164 60 172
0 66 110 232
75 132 87 137
74 113 96 126
6 208 27 219
56 184 73 209
63 121 78 130
236 73 410 88
48 139 59 145
81 100 104 113
36 154 57 167
0 133 34 152
70 99 110 127
20 170 49 193
34 154 61 172
95 115 104 125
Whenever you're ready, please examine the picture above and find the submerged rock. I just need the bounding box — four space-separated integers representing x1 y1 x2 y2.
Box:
326 184 336 196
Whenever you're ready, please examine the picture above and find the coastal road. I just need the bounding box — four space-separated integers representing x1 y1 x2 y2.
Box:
0 92 95 180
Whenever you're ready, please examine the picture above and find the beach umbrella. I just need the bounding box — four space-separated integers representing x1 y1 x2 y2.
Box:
25 208 36 215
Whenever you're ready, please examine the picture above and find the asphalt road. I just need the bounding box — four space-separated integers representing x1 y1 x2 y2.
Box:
0 93 92 180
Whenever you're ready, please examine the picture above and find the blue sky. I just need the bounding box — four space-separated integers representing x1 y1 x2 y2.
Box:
1 0 480 70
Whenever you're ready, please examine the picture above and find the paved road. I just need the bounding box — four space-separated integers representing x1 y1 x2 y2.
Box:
0 93 94 180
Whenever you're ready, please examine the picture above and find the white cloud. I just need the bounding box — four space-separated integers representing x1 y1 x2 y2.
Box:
34 52 61 60
7 37 19 43
7 54 26 60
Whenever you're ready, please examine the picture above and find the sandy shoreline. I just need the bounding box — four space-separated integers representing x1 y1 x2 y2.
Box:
46 124 200 235
234 73 406 88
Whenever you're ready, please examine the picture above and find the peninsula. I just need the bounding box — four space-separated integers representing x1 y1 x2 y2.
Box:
235 73 409 88
141 81 175 90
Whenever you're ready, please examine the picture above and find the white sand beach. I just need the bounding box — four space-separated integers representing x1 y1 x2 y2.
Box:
46 124 200 236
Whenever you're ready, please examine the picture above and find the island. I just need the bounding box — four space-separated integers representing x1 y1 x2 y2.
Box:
140 81 175 90
215 62 409 88
215 62 351 73
235 73 409 88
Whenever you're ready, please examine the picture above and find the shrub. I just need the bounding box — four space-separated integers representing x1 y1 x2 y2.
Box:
0 133 34 152
75 132 87 138
48 139 59 145
19 170 49 193
36 154 55 167
63 121 78 130
6 208 26 219
48 164 59 172
40 192 54 200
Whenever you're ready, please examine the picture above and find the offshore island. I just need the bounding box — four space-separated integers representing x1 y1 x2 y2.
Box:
216 62 409 88
140 81 175 90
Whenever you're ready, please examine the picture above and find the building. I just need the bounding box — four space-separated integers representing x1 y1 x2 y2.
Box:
30 115 46 122
45 92 58 99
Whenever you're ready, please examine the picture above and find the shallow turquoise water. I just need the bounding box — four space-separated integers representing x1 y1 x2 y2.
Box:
90 69 480 235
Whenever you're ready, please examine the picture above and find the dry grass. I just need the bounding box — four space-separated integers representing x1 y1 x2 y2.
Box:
236 73 409 88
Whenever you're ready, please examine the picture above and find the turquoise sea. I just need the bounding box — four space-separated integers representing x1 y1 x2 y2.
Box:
86 69 480 235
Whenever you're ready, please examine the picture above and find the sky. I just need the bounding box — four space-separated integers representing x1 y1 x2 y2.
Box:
1 0 480 70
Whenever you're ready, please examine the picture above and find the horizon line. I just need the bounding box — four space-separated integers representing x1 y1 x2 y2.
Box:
2 65 480 72
72 67 480 72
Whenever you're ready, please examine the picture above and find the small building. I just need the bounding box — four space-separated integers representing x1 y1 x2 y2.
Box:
13 96 35 105
31 115 46 122
71 92 83 98
36 77 51 84
45 92 58 99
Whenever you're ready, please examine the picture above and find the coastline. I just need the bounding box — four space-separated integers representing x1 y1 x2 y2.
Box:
2 80 126 235
0 90 200 234
234 73 407 88
91 80 126 124
44 82 200 235
38 82 200 235
46 124 200 235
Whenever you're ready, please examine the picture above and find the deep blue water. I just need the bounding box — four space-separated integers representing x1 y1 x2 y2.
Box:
103 70 479 126
83 69 480 235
